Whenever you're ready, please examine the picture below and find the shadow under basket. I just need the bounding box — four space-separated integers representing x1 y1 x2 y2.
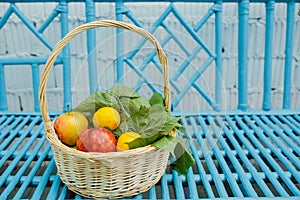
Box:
39 20 172 199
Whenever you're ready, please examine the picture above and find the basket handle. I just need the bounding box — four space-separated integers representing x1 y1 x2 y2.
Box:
39 20 170 124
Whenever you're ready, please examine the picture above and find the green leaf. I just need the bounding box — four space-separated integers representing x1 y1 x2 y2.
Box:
124 136 148 149
109 84 150 121
110 84 140 98
170 150 195 175
151 135 178 156
128 97 150 112
73 92 119 113
149 92 164 106
118 96 150 116
152 135 195 175
124 105 173 135
73 92 119 123
121 104 182 149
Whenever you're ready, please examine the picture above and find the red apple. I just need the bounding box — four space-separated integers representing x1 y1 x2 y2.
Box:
76 128 117 153
53 111 88 146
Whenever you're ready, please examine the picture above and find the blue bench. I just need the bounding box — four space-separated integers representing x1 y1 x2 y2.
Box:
1 0 300 199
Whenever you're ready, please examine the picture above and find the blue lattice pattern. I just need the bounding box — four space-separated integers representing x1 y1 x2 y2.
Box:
115 2 223 111
0 1 71 112
1 1 221 112
0 113 300 199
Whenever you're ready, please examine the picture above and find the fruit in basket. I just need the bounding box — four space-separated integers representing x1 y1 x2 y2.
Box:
76 128 117 152
73 84 195 174
93 107 120 130
53 111 88 146
117 132 141 151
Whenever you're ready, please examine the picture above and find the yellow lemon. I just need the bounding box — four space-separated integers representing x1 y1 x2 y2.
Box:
93 107 120 130
117 132 141 151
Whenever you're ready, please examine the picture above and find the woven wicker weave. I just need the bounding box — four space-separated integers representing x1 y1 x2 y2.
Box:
38 20 171 199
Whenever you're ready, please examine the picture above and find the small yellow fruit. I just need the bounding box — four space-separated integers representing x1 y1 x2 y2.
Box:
117 132 141 151
93 107 120 130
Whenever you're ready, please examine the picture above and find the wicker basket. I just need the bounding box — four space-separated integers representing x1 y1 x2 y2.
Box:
39 20 172 199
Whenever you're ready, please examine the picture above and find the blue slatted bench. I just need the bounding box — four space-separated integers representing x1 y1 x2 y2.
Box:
1 0 300 199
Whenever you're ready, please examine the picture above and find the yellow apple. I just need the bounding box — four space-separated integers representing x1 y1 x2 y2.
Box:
53 111 88 146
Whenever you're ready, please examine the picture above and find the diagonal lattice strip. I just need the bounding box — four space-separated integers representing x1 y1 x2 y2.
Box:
0 3 61 51
120 2 218 109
